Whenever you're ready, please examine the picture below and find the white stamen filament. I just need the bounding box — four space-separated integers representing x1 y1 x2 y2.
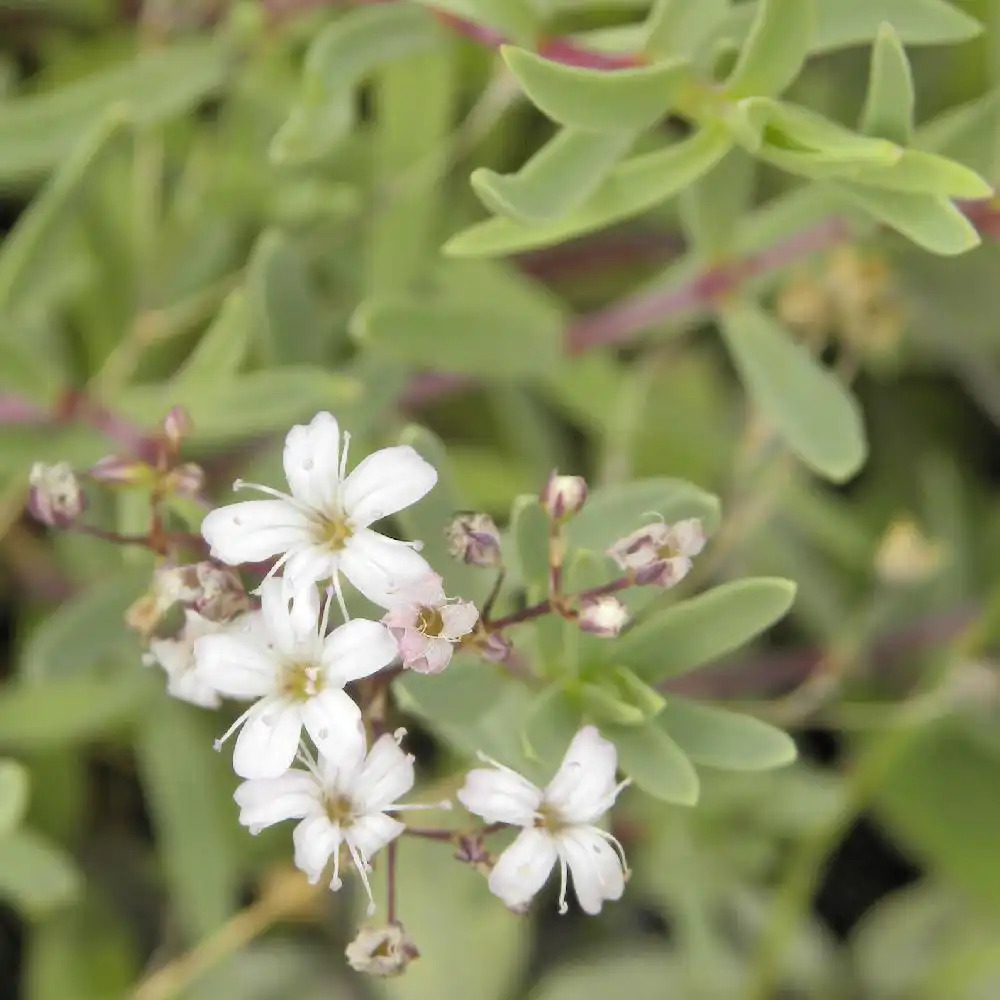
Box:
348 841 376 916
557 851 569 915
213 699 270 751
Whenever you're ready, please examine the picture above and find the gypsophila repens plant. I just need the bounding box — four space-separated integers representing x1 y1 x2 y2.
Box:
5 0 1000 995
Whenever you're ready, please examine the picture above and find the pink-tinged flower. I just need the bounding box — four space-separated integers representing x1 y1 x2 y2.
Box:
607 518 706 588
458 726 630 916
201 412 438 608
577 595 629 638
382 574 479 675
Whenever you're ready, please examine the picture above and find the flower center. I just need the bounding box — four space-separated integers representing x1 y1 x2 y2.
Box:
324 793 355 827
280 660 324 701
415 606 444 637
315 514 353 552
534 803 566 834
655 542 680 560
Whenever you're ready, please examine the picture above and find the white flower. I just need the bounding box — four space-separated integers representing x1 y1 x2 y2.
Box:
146 609 230 709
233 726 445 912
194 579 397 779
577 595 630 638
382 574 479 674
201 411 438 608
457 726 629 916
607 517 706 587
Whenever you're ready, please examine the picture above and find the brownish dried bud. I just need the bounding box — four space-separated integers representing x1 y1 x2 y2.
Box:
156 562 251 622
446 512 502 568
540 471 588 521
27 462 86 527
345 924 419 977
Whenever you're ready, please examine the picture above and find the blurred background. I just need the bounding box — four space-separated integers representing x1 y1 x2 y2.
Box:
3 0 1000 998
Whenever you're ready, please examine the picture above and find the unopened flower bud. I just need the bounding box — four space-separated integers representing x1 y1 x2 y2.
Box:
88 454 152 487
346 924 419 977
874 518 945 585
163 462 206 499
478 631 513 663
540 471 588 521
162 406 193 450
446 512 502 568
578 595 630 638
27 462 86 527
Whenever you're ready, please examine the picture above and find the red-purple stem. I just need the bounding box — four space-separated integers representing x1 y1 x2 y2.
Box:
488 575 632 631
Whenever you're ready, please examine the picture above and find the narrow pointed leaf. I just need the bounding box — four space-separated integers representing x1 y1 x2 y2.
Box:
446 127 732 257
0 831 82 917
726 0 814 98
860 23 914 144
175 289 250 385
617 578 796 682
606 722 699 805
834 182 981 255
719 300 866 480
0 759 29 836
658 700 797 770
848 148 992 198
501 46 691 133
270 4 443 165
645 0 730 60
472 128 634 223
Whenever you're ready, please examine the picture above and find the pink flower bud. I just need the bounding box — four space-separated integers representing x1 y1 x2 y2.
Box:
163 462 206 499
578 595 630 638
27 462 85 527
88 455 153 487
162 406 193 449
445 512 502 568
479 631 513 663
540 471 588 521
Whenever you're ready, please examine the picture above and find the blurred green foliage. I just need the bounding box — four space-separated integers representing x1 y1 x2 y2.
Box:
3 0 1000 999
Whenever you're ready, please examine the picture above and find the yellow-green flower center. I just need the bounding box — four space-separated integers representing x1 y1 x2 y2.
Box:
316 514 353 552
281 660 324 701
534 803 565 834
324 793 355 826
415 606 444 637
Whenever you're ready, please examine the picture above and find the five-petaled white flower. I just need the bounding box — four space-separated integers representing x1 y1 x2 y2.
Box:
458 726 629 916
194 579 397 779
382 574 479 674
200 411 438 608
233 726 445 912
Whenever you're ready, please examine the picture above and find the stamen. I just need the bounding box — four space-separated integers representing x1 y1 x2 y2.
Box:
338 432 351 486
232 479 314 516
348 841 377 916
392 727 408 743
332 574 350 624
385 800 452 813
475 750 536 785
557 853 569 915
251 547 296 594
329 846 343 891
213 700 266 751
319 586 334 638
294 743 324 784
595 829 630 877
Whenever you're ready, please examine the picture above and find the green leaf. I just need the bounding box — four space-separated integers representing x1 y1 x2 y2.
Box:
174 289 250 386
0 108 129 314
0 830 81 918
580 684 646 727
135 698 240 942
0 674 156 750
412 0 536 42
352 260 563 376
606 722 699 804
877 725 1000 920
719 299 867 480
860 23 914 144
112 367 360 444
658 700 797 770
679 147 756 254
616 578 796 682
833 182 981 256
847 149 992 199
568 477 721 555
726 0 814 98
528 951 684 1000
511 494 550 590
246 230 333 365
522 684 582 766
501 46 691 133
20 568 151 681
916 88 1000 178
445 126 732 257
0 39 229 183
645 0 731 61
472 128 635 223
270 4 443 165
0 759 29 836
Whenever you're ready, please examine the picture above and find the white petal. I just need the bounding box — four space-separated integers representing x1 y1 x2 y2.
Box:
341 445 437 528
234 770 322 832
558 826 625 915
232 701 303 779
408 637 453 675
457 768 542 826
301 688 364 763
283 412 341 512
283 547 339 591
258 578 320 655
348 813 405 860
339 528 433 609
488 828 557 911
293 814 341 883
544 726 621 825
441 601 479 639
321 618 398 684
166 669 221 709
193 633 278 699
318 718 368 789
350 734 414 813
201 500 312 564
